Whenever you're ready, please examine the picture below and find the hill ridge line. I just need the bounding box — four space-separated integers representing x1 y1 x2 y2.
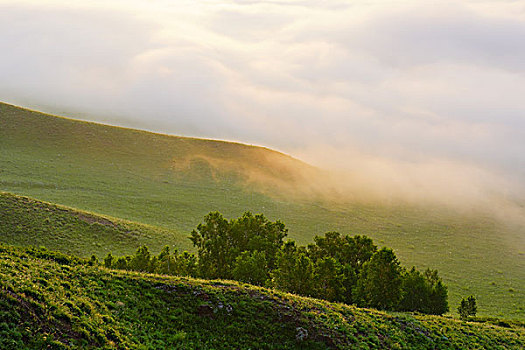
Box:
0 191 168 232
0 101 305 164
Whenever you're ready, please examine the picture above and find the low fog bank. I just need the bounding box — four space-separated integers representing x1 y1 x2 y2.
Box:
288 146 525 237
196 140 525 235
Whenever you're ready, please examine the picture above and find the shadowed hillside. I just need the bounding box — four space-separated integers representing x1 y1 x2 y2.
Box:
0 192 182 257
0 102 523 320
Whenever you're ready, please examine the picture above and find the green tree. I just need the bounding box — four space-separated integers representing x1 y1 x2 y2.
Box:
190 211 287 279
88 254 98 266
174 251 198 277
130 245 151 272
458 295 477 320
346 235 378 272
354 248 403 310
308 231 345 261
399 267 428 312
272 242 315 296
155 246 175 275
313 257 345 302
113 256 130 270
149 255 158 273
230 212 287 270
104 253 114 268
190 211 230 278
307 232 376 304
339 263 358 304
308 232 377 272
232 251 269 286
424 268 449 315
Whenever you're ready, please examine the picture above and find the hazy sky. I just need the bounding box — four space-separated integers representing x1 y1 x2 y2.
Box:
1 0 524 203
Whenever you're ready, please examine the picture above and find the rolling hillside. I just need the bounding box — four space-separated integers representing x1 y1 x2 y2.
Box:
0 192 183 257
0 102 523 320
1 244 524 349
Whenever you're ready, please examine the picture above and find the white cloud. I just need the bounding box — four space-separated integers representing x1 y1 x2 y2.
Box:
1 0 524 204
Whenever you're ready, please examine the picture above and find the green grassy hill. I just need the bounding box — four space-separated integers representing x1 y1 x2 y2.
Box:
1 244 524 349
0 102 523 320
0 192 183 257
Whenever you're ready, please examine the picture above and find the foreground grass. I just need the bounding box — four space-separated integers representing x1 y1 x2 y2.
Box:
1 244 523 349
1 102 524 320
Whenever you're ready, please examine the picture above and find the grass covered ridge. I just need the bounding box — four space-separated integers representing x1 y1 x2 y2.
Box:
0 192 183 257
1 244 524 349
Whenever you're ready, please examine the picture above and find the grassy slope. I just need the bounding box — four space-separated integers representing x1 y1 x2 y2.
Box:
0 102 523 320
1 244 524 350
0 192 184 257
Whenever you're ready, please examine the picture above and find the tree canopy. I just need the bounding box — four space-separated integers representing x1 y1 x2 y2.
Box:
190 211 287 279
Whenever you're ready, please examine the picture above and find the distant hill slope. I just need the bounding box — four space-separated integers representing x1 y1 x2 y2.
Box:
0 102 324 237
0 102 523 320
0 192 183 257
1 244 524 349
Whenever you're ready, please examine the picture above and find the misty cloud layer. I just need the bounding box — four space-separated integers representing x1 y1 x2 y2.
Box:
1 0 524 208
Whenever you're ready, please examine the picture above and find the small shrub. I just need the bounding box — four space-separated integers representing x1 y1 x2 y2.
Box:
458 295 477 320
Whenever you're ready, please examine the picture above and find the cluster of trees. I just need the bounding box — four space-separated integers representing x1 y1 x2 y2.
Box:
103 246 197 277
103 211 448 315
